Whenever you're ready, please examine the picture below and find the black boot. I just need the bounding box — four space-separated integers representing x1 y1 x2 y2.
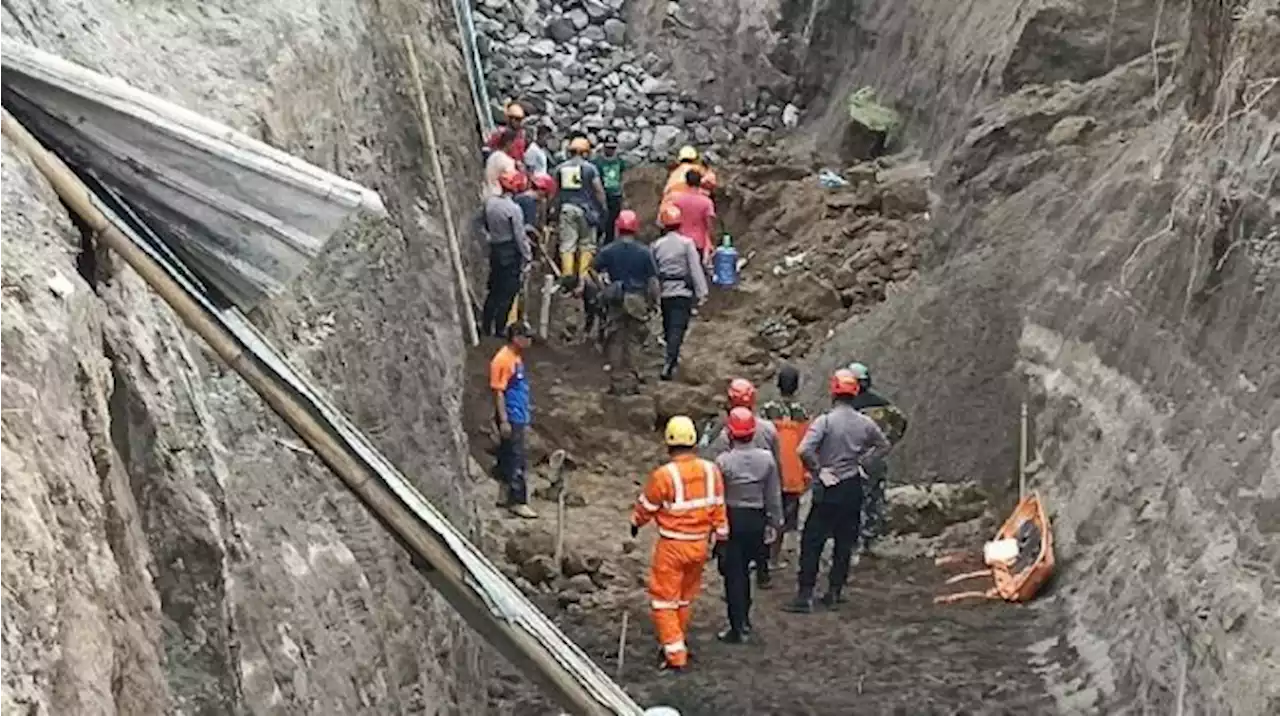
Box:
782 589 814 614
659 361 675 381
756 569 773 590
716 628 748 644
819 587 847 609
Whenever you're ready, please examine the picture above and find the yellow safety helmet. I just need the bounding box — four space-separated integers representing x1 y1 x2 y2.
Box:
664 416 698 447
504 103 526 120
677 145 699 163
569 136 592 154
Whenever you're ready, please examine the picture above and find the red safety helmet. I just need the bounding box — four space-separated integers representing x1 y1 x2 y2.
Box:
726 406 757 440
829 368 862 397
498 170 528 193
532 172 556 196
614 209 640 235
658 203 683 229
726 378 757 409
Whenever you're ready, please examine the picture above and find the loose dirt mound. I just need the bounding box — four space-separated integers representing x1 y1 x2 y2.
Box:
464 161 1055 713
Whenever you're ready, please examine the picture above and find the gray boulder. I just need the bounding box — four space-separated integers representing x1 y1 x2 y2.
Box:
548 69 571 91
582 25 605 42
603 18 627 45
567 8 590 29
583 0 611 20
745 126 771 145
616 130 641 150
529 39 557 57
710 125 735 144
640 76 676 95
783 103 801 128
650 125 686 155
692 124 712 144
546 16 576 43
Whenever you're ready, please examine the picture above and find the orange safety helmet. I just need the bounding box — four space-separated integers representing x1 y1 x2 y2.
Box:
568 136 591 154
658 203 683 228
727 378 757 409
498 170 528 194
829 368 862 397
615 209 640 235
532 172 557 195
725 406 757 440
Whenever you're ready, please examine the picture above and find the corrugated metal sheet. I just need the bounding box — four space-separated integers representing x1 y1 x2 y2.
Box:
1 42 385 310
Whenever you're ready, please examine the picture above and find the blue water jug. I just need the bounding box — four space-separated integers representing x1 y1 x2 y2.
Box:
712 234 739 287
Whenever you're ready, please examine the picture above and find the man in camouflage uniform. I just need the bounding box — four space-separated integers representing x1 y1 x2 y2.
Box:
592 223 660 395
759 365 811 581
846 362 909 554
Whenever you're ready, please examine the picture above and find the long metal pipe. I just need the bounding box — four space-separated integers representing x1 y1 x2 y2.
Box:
1 108 642 716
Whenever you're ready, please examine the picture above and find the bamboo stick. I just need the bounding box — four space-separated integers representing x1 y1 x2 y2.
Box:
615 612 629 681
539 274 555 340
1 108 635 716
402 35 479 347
1019 401 1028 501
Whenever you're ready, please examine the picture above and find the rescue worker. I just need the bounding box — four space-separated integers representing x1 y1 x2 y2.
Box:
650 204 708 381
556 136 608 282
592 136 628 245
713 407 783 643
759 364 810 572
489 321 537 519
845 361 909 555
663 145 705 197
485 103 528 164
671 171 718 265
631 416 728 671
530 172 557 233
703 379 780 461
475 170 532 337
783 369 891 613
702 378 782 587
523 125 554 176
483 129 520 198
592 210 660 395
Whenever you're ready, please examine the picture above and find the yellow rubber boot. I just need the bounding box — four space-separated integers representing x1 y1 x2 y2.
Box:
560 251 576 278
577 250 594 281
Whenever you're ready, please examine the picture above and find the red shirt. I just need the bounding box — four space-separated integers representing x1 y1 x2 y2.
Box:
672 191 716 252
486 128 528 163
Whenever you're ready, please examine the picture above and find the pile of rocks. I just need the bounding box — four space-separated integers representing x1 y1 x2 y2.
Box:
471 0 800 162
502 527 622 609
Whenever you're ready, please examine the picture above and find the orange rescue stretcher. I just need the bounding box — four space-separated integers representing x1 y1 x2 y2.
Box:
933 492 1055 604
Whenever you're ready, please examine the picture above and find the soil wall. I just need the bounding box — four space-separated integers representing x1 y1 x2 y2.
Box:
787 0 1279 712
1 1 492 713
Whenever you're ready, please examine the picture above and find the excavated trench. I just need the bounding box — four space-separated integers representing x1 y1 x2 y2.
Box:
462 164 1062 714
4 0 1276 714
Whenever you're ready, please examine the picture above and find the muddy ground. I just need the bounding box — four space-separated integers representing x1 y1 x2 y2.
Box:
463 164 1059 714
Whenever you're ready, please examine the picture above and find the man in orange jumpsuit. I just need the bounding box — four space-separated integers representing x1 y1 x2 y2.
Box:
631 415 728 671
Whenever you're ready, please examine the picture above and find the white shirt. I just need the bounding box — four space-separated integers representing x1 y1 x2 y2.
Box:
484 150 517 198
524 143 548 176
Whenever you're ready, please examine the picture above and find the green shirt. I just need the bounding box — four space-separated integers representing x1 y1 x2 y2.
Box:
592 156 627 196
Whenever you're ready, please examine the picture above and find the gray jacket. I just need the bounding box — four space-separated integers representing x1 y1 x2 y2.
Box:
714 444 784 527
704 416 779 464
798 403 891 487
475 195 532 263
650 231 709 300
